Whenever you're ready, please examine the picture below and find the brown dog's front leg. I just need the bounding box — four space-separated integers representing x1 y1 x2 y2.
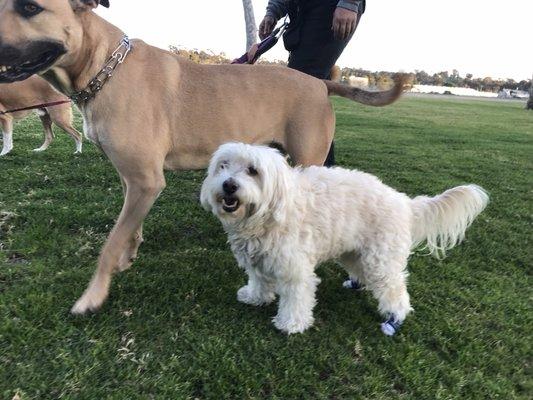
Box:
117 175 144 272
71 172 166 315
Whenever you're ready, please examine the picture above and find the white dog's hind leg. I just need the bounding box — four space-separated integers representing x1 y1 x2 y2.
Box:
0 118 13 156
273 269 321 334
363 251 413 336
237 268 276 306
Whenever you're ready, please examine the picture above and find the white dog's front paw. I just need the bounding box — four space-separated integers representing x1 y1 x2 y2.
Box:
272 314 314 334
237 285 275 306
343 279 364 290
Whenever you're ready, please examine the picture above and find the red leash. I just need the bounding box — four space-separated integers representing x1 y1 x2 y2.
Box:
0 99 72 115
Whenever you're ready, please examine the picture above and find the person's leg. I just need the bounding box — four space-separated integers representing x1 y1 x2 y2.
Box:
325 142 335 167
288 1 362 166
288 6 357 79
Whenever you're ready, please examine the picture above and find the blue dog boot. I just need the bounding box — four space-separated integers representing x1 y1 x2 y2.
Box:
381 316 402 336
342 279 364 290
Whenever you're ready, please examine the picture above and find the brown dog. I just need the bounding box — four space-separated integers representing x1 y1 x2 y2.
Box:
0 75 82 156
0 0 408 314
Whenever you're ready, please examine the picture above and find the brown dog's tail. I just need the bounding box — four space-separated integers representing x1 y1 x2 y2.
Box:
323 74 411 107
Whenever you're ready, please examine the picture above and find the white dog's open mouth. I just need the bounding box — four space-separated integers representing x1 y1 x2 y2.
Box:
222 196 240 213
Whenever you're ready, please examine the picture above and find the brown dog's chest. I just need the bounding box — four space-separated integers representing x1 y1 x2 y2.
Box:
82 116 100 146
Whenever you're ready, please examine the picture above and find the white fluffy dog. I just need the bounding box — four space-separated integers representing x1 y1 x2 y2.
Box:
200 143 489 336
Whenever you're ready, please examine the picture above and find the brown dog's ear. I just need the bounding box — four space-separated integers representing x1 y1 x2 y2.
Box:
70 0 110 11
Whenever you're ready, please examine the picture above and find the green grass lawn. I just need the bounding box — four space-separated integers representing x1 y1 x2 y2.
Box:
1 96 531 399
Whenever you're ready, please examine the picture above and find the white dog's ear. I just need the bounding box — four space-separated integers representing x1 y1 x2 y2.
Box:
200 155 221 212
263 155 294 224
200 177 213 212
271 173 292 223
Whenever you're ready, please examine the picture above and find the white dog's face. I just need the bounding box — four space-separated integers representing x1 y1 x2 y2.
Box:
200 143 293 225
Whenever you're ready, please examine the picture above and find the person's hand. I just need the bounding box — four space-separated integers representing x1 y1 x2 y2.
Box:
259 15 277 40
332 8 358 41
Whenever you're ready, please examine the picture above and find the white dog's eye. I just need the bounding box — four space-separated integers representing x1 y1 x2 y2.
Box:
220 162 228 170
247 166 259 176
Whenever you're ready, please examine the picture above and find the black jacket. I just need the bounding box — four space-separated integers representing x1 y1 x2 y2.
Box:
266 0 366 21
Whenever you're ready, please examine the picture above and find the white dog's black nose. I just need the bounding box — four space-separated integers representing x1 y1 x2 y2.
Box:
223 178 239 194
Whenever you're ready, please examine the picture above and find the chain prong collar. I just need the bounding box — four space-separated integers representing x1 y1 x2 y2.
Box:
70 35 132 105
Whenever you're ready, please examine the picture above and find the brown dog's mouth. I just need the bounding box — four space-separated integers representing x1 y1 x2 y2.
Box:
0 41 66 83
222 196 240 213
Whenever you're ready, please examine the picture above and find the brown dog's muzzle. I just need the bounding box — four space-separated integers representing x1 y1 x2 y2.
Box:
0 40 66 83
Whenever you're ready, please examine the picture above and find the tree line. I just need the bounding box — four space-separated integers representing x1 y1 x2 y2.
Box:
342 68 531 93
169 47 531 93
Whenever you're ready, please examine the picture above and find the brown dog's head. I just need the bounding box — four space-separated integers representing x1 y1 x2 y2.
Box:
0 0 109 83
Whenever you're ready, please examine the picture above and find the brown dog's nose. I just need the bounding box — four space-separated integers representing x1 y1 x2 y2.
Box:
223 178 239 194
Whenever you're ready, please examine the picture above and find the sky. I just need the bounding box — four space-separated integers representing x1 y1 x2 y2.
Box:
96 0 532 82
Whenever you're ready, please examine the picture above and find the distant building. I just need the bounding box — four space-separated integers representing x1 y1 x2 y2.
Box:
410 85 498 98
497 89 530 99
348 76 369 88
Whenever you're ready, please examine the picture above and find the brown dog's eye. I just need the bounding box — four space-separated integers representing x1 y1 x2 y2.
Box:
248 166 258 176
16 1 44 18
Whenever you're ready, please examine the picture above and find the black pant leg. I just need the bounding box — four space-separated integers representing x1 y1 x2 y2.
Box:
287 2 351 79
287 2 362 166
324 142 335 167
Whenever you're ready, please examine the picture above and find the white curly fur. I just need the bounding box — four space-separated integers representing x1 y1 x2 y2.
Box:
201 143 489 335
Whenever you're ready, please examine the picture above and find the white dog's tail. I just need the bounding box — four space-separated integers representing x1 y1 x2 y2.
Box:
410 185 489 258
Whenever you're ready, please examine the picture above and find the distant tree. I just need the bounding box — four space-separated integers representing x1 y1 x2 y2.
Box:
481 77 494 92
471 78 483 91
414 70 430 85
447 69 463 87
501 79 517 90
517 77 531 92
169 47 230 64
463 73 473 89
432 73 444 86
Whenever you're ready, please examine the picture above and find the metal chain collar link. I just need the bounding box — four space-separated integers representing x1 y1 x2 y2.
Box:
70 36 132 104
